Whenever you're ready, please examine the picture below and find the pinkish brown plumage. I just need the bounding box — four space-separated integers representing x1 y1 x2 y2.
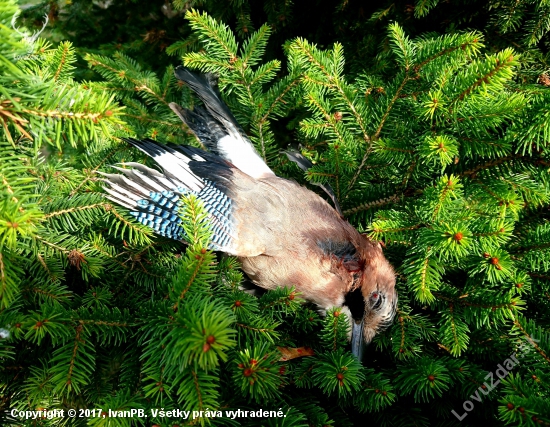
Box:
101 67 397 359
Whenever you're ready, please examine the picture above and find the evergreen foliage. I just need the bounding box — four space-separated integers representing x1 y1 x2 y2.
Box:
1 0 549 425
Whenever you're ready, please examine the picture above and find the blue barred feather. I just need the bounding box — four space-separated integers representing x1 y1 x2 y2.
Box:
128 183 234 249
101 140 236 251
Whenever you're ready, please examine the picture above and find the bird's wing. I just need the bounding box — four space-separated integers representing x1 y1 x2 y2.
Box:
171 66 275 180
101 138 261 254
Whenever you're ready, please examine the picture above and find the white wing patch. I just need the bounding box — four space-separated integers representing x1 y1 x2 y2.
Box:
217 134 275 180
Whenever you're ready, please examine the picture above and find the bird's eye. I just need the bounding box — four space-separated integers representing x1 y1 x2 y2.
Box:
370 292 383 310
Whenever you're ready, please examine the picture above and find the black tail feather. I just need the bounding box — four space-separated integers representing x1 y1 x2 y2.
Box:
169 103 226 153
173 66 241 131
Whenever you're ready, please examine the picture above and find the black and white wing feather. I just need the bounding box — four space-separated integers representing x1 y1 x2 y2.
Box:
101 138 237 252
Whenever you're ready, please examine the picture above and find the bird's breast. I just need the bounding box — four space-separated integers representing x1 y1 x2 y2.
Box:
239 250 350 310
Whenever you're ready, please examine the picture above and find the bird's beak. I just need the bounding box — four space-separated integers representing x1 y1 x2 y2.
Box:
351 319 366 361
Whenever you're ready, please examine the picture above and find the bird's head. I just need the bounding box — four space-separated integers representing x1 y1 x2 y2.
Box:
332 237 397 359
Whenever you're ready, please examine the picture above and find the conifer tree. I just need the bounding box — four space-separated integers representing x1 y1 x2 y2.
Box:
1 1 549 426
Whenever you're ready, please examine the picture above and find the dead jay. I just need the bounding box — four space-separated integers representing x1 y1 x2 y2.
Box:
101 66 397 359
